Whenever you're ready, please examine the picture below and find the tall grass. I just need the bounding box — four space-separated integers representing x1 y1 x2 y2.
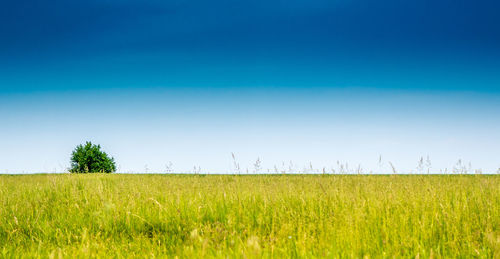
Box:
1 174 499 257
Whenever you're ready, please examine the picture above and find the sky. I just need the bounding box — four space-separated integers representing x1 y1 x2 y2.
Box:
1 0 499 173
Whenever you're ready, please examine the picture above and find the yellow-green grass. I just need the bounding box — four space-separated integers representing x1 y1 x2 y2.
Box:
1 174 499 258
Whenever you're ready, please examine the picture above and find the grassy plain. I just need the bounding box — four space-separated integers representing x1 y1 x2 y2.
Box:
0 174 499 258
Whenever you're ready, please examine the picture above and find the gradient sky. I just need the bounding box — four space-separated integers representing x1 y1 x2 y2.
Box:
1 0 499 173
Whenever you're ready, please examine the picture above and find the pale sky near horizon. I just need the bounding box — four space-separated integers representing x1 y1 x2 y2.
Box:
1 0 499 173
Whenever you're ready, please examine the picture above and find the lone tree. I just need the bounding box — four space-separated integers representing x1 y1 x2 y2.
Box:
69 141 116 173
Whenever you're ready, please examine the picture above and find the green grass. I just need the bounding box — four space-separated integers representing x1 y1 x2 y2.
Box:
1 174 499 258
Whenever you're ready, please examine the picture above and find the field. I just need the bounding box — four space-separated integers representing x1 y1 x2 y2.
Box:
0 174 499 258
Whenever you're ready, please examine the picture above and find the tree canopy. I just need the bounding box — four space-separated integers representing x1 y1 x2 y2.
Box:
69 142 116 173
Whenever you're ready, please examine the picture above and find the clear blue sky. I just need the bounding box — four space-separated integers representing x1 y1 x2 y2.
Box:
1 0 499 173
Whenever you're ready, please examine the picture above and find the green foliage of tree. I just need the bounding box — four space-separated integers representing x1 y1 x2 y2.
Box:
69 141 116 173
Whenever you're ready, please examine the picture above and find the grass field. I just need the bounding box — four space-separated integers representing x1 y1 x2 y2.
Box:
0 174 499 258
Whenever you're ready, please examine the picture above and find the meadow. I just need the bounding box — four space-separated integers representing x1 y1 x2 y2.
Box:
0 174 499 258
